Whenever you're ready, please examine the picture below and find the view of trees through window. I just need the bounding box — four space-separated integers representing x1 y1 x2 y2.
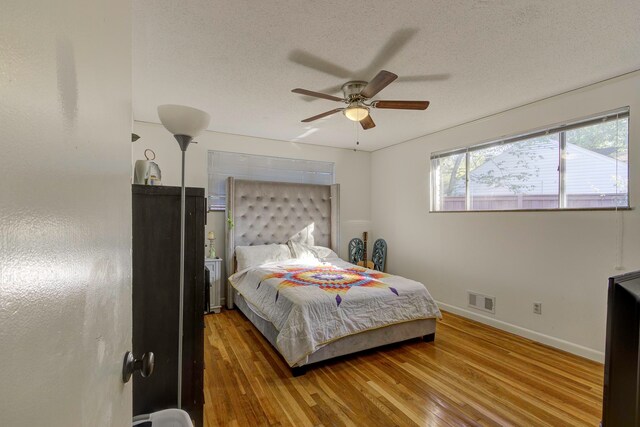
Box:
565 118 628 208
431 112 629 211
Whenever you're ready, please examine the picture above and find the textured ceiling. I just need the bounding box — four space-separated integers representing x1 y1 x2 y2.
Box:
133 0 640 151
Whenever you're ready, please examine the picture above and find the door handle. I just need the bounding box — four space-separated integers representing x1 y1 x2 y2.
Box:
122 351 155 383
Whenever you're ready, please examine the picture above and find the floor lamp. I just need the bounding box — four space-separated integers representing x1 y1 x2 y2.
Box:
158 104 211 408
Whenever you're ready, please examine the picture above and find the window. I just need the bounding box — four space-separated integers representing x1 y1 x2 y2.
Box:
431 108 629 212
207 151 335 211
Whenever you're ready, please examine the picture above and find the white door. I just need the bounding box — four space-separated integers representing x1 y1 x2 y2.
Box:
0 0 133 426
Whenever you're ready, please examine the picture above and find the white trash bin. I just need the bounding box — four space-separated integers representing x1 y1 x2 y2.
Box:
132 409 193 427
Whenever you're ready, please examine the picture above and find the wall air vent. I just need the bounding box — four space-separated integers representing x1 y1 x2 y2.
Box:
468 291 495 314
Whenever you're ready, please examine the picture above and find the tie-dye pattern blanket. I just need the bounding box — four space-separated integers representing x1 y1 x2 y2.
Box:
229 256 441 366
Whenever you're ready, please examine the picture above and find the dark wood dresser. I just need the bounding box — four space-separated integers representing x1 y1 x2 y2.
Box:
132 184 205 427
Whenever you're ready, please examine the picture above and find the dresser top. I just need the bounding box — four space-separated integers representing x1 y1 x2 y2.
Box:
132 184 205 197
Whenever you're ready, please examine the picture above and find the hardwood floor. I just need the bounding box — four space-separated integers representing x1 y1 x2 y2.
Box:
204 309 603 426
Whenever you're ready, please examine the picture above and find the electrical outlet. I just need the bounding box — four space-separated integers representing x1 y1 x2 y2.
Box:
533 302 542 315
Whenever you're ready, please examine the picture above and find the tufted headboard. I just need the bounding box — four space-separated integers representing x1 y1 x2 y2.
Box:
225 177 340 308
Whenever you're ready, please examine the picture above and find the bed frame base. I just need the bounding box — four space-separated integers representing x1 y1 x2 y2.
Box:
423 333 436 343
291 366 307 377
234 290 437 377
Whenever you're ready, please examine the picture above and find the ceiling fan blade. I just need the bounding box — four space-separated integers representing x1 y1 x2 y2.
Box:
374 100 430 110
319 84 344 95
360 115 376 130
396 73 450 83
301 108 344 123
362 28 418 77
298 84 344 103
292 88 344 102
360 70 398 99
288 49 353 79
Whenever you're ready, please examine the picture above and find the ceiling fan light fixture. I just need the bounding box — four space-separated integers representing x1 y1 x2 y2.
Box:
344 105 369 122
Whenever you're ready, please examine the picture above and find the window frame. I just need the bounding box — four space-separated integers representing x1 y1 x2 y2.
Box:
430 107 631 213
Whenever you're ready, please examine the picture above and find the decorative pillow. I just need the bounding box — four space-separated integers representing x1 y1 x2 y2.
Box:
235 244 292 271
289 223 315 246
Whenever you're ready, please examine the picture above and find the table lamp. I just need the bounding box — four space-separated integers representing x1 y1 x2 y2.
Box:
207 231 216 258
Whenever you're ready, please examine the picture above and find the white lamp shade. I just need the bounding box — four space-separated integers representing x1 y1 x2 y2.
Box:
157 104 211 138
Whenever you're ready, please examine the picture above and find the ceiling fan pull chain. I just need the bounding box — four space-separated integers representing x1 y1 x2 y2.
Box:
353 120 359 151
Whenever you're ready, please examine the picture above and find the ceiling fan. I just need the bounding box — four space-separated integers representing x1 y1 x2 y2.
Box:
292 70 429 130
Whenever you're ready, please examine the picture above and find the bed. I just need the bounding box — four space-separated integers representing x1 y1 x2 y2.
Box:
225 178 440 375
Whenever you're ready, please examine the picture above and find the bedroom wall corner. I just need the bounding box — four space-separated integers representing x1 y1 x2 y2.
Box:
370 71 640 362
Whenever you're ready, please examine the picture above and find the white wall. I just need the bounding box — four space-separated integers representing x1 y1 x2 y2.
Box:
132 121 371 299
371 72 640 361
0 0 132 426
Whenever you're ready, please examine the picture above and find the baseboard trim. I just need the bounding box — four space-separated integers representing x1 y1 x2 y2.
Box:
436 301 604 363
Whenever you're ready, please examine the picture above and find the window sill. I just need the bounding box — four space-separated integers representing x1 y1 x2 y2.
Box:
429 207 633 213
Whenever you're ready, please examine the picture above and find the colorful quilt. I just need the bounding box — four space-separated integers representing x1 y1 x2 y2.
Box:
259 265 395 306
229 256 441 367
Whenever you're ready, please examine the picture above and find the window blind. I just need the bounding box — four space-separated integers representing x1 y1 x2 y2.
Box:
207 151 335 211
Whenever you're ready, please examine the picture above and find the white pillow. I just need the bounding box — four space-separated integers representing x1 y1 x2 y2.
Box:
235 244 292 271
313 245 339 260
289 223 315 246
288 240 338 261
287 240 317 261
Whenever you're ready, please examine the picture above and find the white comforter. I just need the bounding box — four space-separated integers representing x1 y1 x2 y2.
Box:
229 256 441 367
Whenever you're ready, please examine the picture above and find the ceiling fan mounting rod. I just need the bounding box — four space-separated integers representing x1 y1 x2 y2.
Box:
341 80 369 101
347 96 365 104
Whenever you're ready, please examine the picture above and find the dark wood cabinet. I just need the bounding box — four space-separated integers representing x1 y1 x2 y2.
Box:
132 184 205 427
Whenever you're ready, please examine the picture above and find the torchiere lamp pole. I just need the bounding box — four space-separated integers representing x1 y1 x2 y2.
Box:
157 104 211 408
